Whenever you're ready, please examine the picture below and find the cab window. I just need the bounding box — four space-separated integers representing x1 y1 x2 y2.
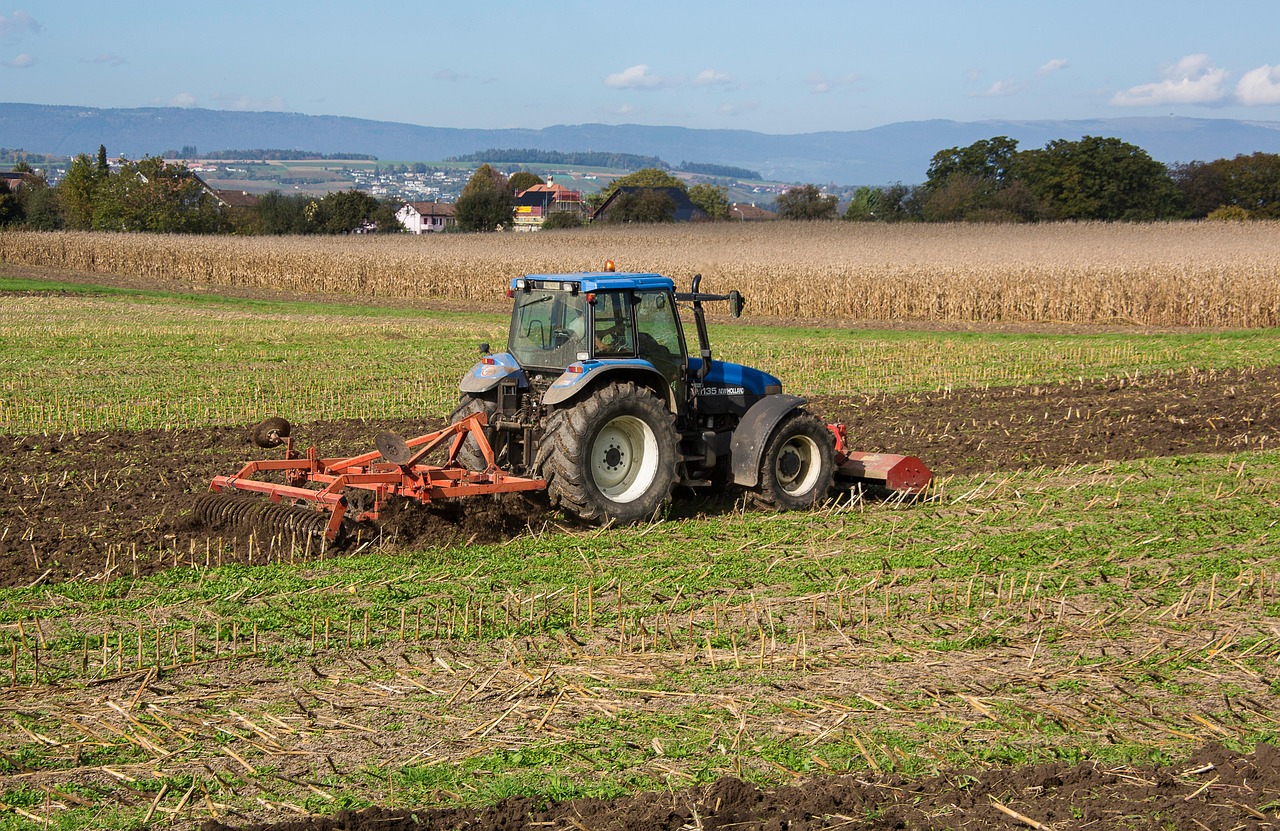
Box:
509 289 588 368
635 290 685 381
592 290 635 356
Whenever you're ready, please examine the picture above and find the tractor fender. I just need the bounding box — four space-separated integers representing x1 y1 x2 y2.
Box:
460 352 526 395
730 394 809 487
543 360 674 410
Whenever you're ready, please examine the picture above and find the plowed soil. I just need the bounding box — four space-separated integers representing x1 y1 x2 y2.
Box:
204 740 1278 831
2 365 1277 587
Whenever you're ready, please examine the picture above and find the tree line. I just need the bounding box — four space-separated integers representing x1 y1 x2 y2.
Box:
830 136 1280 223
3 137 1277 234
0 146 402 234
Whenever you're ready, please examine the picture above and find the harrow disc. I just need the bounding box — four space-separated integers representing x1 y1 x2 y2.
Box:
194 492 351 544
252 416 292 449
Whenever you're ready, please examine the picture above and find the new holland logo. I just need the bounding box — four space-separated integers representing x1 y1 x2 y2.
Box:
700 386 746 396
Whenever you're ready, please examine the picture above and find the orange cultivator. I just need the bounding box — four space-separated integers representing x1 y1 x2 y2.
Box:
195 414 545 542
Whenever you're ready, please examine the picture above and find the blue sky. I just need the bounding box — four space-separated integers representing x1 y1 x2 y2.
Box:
3 1 1280 133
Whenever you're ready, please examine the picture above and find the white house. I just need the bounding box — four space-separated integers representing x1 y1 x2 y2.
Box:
397 201 456 233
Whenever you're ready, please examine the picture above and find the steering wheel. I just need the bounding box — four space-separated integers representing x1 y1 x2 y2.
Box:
596 324 626 351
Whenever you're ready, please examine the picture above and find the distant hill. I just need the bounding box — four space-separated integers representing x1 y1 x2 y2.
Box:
4 103 1280 185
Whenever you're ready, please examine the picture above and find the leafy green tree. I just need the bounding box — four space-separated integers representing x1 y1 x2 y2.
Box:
95 144 109 175
920 136 1043 222
255 191 313 234
55 154 103 229
507 171 544 193
590 168 687 210
1169 161 1228 218
842 186 882 221
1012 136 1184 221
19 184 61 230
1217 152 1280 218
600 189 676 223
775 184 838 220
455 164 513 231
92 156 224 233
926 137 1019 188
0 180 21 227
688 183 729 220
870 184 921 222
314 189 382 234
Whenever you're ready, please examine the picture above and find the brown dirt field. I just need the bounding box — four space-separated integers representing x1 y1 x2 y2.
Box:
1 365 1276 588
203 740 1278 831
2 273 1277 830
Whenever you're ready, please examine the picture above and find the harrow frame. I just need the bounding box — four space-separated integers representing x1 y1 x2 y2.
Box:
206 413 545 541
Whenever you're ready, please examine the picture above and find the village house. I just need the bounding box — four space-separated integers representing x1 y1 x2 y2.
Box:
728 202 776 221
512 177 587 230
397 201 457 233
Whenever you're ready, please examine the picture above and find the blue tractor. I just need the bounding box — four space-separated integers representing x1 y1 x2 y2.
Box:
452 267 930 525
199 266 931 542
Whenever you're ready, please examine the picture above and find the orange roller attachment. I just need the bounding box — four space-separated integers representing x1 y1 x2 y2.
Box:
827 423 933 494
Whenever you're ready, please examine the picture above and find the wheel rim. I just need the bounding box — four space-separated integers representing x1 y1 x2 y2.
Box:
775 434 822 497
590 415 660 503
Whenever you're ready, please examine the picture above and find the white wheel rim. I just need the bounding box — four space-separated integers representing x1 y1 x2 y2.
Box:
590 415 660 502
775 434 821 496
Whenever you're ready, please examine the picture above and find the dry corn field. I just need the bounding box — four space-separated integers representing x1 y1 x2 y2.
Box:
2 222 1278 327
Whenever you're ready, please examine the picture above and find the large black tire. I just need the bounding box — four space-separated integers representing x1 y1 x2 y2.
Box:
751 410 836 511
448 393 498 471
537 382 678 524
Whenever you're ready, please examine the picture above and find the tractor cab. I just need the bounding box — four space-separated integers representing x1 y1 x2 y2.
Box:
493 271 777 423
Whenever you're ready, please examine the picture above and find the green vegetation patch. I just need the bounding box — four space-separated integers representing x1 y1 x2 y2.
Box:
2 278 1275 433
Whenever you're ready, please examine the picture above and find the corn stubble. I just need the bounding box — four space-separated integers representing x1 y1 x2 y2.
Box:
2 222 1278 327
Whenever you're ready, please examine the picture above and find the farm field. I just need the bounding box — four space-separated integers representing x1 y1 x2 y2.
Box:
0 242 1277 830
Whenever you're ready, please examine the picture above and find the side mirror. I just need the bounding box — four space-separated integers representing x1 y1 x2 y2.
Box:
728 291 745 319
478 342 491 355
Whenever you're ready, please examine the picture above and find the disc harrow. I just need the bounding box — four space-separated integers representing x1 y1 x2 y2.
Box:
200 414 546 543
195 492 342 542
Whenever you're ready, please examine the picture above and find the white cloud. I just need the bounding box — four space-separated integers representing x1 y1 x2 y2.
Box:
979 79 1020 97
806 72 860 94
1038 58 1068 76
1236 64 1280 106
169 92 197 107
612 103 637 116
692 69 735 88
89 52 126 67
718 101 758 117
1111 54 1228 106
0 10 40 38
2 52 32 67
604 64 668 90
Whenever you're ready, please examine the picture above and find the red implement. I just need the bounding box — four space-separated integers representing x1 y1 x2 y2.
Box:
827 423 933 494
207 413 545 541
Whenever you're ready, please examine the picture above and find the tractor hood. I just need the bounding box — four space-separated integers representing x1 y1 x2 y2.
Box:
690 358 783 398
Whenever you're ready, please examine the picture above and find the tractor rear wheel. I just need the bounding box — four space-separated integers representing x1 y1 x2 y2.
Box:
751 410 836 511
448 393 498 471
538 382 678 524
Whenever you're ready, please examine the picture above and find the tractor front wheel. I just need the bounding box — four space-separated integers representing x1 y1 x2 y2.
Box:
751 410 836 511
448 393 498 471
538 382 678 524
